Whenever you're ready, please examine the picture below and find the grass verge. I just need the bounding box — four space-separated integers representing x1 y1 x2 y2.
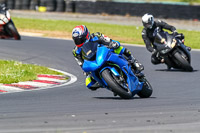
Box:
13 17 200 49
0 60 63 84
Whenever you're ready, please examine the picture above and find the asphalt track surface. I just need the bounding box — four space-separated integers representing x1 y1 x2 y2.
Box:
0 36 200 133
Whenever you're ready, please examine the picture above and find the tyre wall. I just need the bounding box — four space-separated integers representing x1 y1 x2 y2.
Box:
1 0 200 20
73 1 200 20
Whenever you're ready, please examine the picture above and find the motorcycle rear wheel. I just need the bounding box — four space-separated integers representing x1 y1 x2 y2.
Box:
4 20 21 40
174 52 193 71
101 69 133 99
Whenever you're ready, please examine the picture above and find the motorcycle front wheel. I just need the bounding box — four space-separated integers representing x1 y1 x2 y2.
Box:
173 52 193 71
4 20 21 40
101 68 133 99
137 77 153 98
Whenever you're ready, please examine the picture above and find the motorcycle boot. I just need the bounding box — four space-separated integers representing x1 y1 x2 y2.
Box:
85 75 101 91
176 34 191 51
128 55 144 73
186 46 191 51
123 48 144 73
182 41 191 51
155 51 165 63
181 40 191 51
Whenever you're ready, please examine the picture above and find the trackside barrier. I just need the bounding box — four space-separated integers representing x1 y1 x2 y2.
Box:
0 0 199 20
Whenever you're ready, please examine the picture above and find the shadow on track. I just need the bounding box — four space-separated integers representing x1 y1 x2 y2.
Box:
155 69 198 72
94 97 156 100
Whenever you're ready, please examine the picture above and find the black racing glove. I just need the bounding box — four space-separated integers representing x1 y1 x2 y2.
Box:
180 33 185 39
109 41 119 49
173 31 178 36
93 32 103 39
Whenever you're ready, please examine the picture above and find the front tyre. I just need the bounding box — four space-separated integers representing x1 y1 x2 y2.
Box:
101 69 133 99
4 20 21 40
173 52 193 71
137 77 153 98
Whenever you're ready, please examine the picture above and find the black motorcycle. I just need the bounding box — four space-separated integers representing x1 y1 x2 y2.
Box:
153 28 193 71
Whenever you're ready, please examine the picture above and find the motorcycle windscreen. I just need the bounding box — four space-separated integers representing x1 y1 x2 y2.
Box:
154 32 167 44
82 44 109 72
81 42 98 61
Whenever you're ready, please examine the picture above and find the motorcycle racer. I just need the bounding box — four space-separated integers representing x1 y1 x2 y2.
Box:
72 25 144 91
0 4 21 40
141 13 191 65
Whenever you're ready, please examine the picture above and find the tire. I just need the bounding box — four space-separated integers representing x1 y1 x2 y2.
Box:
30 0 39 10
65 1 75 12
174 52 193 71
22 0 31 10
56 0 65 12
4 20 21 40
137 77 153 98
0 0 5 5
40 0 56 11
164 56 175 70
15 0 22 9
101 69 133 99
6 0 14 9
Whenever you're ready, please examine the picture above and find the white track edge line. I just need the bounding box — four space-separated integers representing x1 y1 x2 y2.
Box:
0 68 77 94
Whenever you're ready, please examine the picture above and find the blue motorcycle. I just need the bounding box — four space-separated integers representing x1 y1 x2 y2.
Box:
82 42 153 99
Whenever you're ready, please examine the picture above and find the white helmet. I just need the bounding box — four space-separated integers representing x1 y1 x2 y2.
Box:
142 13 154 29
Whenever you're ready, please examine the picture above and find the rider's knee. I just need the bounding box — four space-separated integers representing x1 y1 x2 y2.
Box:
114 46 124 55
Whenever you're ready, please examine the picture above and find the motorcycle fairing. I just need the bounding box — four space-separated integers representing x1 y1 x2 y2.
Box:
107 53 143 94
6 11 10 20
0 10 9 25
82 45 143 94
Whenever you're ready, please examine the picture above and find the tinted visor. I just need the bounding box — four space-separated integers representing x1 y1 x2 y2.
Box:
143 22 153 29
73 37 86 46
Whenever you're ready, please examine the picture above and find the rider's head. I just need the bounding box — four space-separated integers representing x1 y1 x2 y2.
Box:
72 25 90 47
142 13 154 29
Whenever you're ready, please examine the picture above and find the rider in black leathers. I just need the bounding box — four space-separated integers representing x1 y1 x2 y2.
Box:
141 13 191 65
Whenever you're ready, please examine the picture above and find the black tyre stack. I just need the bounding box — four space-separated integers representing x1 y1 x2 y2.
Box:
40 0 56 11
1 0 75 12
47 0 56 11
21 0 31 10
0 0 5 4
30 0 39 10
65 0 75 12
14 0 22 9
56 0 65 12
6 0 15 9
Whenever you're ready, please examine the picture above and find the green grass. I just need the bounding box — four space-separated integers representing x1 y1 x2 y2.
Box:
0 60 63 84
12 17 200 49
178 30 200 49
